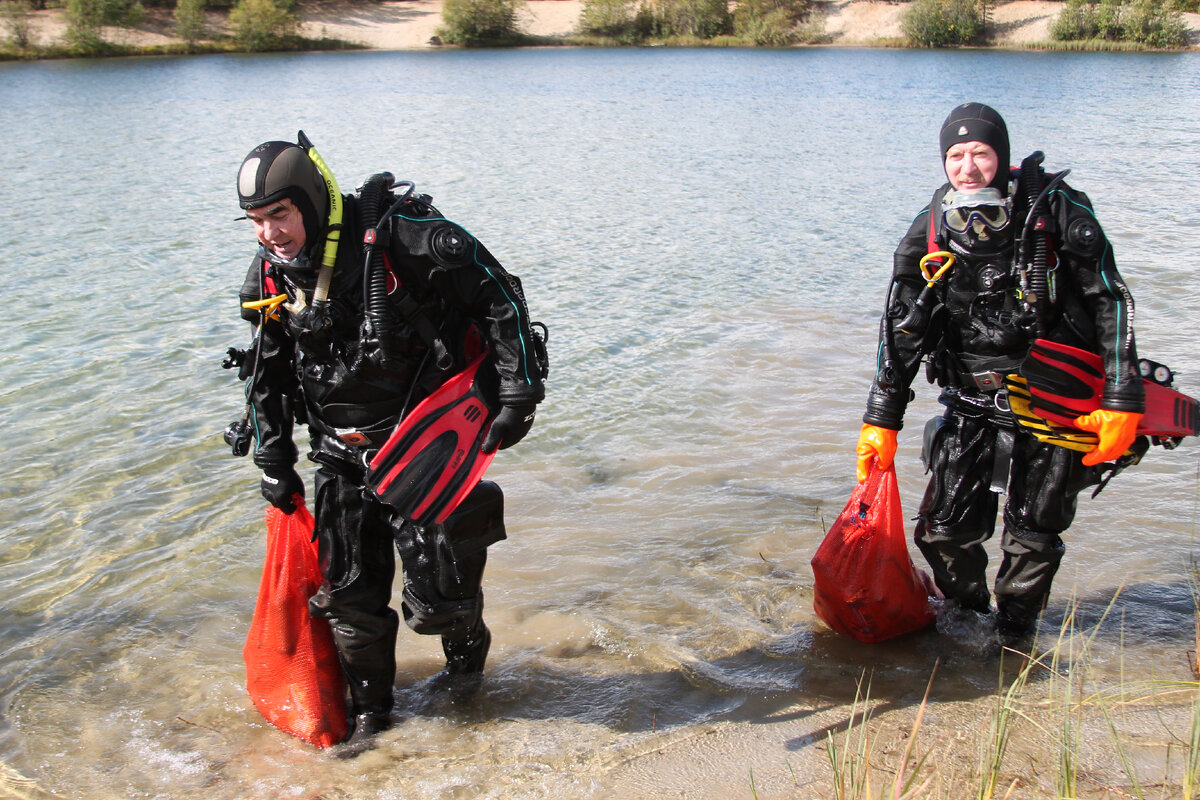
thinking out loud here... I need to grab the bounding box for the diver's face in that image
[245,197,306,260]
[944,141,999,193]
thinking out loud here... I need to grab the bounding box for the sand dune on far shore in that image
[297,0,1085,49]
[299,0,581,48]
[294,0,1200,50]
[24,0,1197,52]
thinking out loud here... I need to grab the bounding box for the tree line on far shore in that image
[0,0,1193,58]
[567,0,1193,49]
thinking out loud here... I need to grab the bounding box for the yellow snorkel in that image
[297,130,342,308]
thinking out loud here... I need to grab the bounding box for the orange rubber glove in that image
[1074,409,1143,466]
[856,424,899,483]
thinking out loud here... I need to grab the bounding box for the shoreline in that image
[12,0,1200,56]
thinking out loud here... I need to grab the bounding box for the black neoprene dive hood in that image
[939,102,1011,195]
[237,140,330,248]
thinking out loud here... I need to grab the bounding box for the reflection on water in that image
[1,47,1198,798]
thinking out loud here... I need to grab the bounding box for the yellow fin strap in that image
[1005,374,1098,453]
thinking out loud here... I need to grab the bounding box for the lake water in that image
[1,46,1199,798]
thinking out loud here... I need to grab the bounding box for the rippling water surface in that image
[1,47,1199,798]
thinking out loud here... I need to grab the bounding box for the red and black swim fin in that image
[366,356,497,525]
[1021,339,1199,438]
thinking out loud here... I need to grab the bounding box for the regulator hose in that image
[359,171,395,355]
[1018,151,1048,322]
[1016,151,1070,337]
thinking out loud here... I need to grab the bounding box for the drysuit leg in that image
[914,411,999,614]
[394,481,506,674]
[307,467,399,719]
[994,436,1099,635]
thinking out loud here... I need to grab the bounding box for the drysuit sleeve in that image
[1051,185,1144,413]
[439,236,547,407]
[237,259,300,470]
[863,207,939,431]
[391,217,547,408]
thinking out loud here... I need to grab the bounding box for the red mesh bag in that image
[243,500,348,748]
[811,464,938,643]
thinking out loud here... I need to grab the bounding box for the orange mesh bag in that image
[811,464,938,643]
[243,499,348,748]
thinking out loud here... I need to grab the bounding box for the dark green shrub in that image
[1050,0,1099,39]
[64,0,142,51]
[1051,0,1188,47]
[733,0,810,45]
[1,0,37,49]
[1094,0,1123,38]
[229,0,297,50]
[656,0,731,38]
[438,0,524,45]
[64,0,104,50]
[901,0,986,47]
[1122,0,1188,47]
[579,0,652,41]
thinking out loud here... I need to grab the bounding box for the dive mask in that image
[942,188,1012,234]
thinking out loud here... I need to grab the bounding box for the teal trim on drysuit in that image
[395,212,539,388]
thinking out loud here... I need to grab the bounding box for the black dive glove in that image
[261,466,304,514]
[482,405,536,453]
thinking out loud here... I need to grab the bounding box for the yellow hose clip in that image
[241,293,288,321]
[919,251,955,287]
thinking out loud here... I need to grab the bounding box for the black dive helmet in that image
[237,138,330,270]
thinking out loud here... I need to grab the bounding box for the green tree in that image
[733,0,809,45]
[1050,0,1099,39]
[229,0,297,50]
[174,0,206,43]
[1051,0,1188,47]
[1121,0,1188,47]
[1094,0,1123,38]
[901,0,987,47]
[579,0,652,41]
[64,0,144,50]
[1,0,37,50]
[438,0,524,45]
[656,0,731,38]
[64,0,104,49]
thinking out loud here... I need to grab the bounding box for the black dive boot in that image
[429,620,490,699]
[443,621,491,675]
[994,526,1064,642]
[336,678,395,757]
[995,599,1041,641]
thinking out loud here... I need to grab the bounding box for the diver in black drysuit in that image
[227,138,547,743]
[859,104,1144,638]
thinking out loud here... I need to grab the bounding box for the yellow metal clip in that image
[919,251,955,287]
[241,293,288,321]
